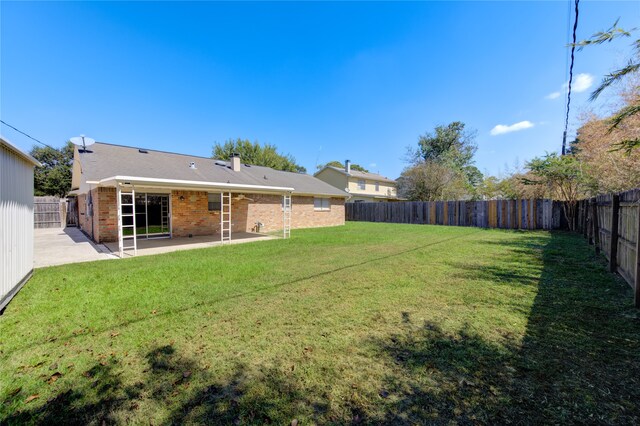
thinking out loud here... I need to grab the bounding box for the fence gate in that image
[66,197,78,227]
[34,196,64,228]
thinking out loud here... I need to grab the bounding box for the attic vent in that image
[138,149,148,153]
[244,164,251,167]
[215,160,227,166]
[189,161,197,169]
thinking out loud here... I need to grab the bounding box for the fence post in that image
[591,197,600,254]
[635,200,640,308]
[582,200,588,237]
[609,194,620,273]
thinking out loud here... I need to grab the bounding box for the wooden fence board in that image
[346,198,564,231]
[34,196,64,228]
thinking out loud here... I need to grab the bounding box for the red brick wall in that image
[97,188,117,242]
[171,191,218,237]
[77,188,119,243]
[82,189,345,242]
[171,191,345,236]
[291,196,345,229]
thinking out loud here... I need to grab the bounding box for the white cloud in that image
[571,73,594,93]
[546,73,594,100]
[369,162,377,169]
[490,120,534,136]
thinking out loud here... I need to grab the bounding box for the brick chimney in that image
[231,153,241,172]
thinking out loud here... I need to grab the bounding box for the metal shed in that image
[0,136,41,311]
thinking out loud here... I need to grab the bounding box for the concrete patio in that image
[34,227,117,267]
[103,232,276,257]
[35,228,276,266]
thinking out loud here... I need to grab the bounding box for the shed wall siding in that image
[1,144,35,308]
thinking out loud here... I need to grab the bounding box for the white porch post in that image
[283,193,292,238]
[221,192,232,244]
[117,185,137,257]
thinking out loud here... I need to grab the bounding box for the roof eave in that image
[0,136,42,166]
[91,176,295,193]
[293,191,350,198]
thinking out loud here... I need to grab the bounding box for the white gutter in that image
[91,175,295,193]
[293,192,350,199]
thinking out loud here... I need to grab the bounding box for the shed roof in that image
[77,142,349,197]
[0,136,42,167]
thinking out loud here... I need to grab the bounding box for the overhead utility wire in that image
[563,0,572,134]
[562,0,580,155]
[0,119,55,150]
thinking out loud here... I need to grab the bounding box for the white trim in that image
[290,192,349,198]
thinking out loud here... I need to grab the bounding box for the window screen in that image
[314,198,330,211]
[208,193,221,211]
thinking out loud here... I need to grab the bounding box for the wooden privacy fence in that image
[34,196,66,228]
[346,199,565,230]
[578,189,639,307]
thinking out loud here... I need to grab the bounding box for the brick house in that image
[71,142,348,256]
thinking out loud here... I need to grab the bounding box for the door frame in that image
[135,192,172,239]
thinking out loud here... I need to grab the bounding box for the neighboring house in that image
[70,142,348,256]
[314,161,399,202]
[1,136,41,311]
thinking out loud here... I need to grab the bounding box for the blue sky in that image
[1,1,638,179]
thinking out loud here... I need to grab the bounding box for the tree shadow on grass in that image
[3,344,328,425]
[370,231,640,424]
[371,320,518,424]
[2,357,141,425]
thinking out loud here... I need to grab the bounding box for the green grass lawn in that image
[1,222,639,424]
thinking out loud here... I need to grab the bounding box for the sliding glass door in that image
[131,193,170,238]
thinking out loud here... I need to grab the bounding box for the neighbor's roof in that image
[315,166,396,184]
[76,142,349,197]
[0,136,41,166]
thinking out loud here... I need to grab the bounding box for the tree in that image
[30,141,74,197]
[574,19,640,152]
[573,103,640,194]
[524,153,589,230]
[410,121,477,171]
[212,139,306,173]
[401,121,482,201]
[316,160,369,173]
[496,171,547,200]
[397,161,468,201]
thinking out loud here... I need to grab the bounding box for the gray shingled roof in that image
[77,142,348,197]
[316,166,397,184]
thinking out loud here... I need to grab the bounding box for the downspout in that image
[88,184,95,241]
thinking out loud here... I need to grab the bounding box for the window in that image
[208,193,221,212]
[375,182,380,192]
[314,197,330,211]
[357,180,366,190]
[281,197,293,211]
